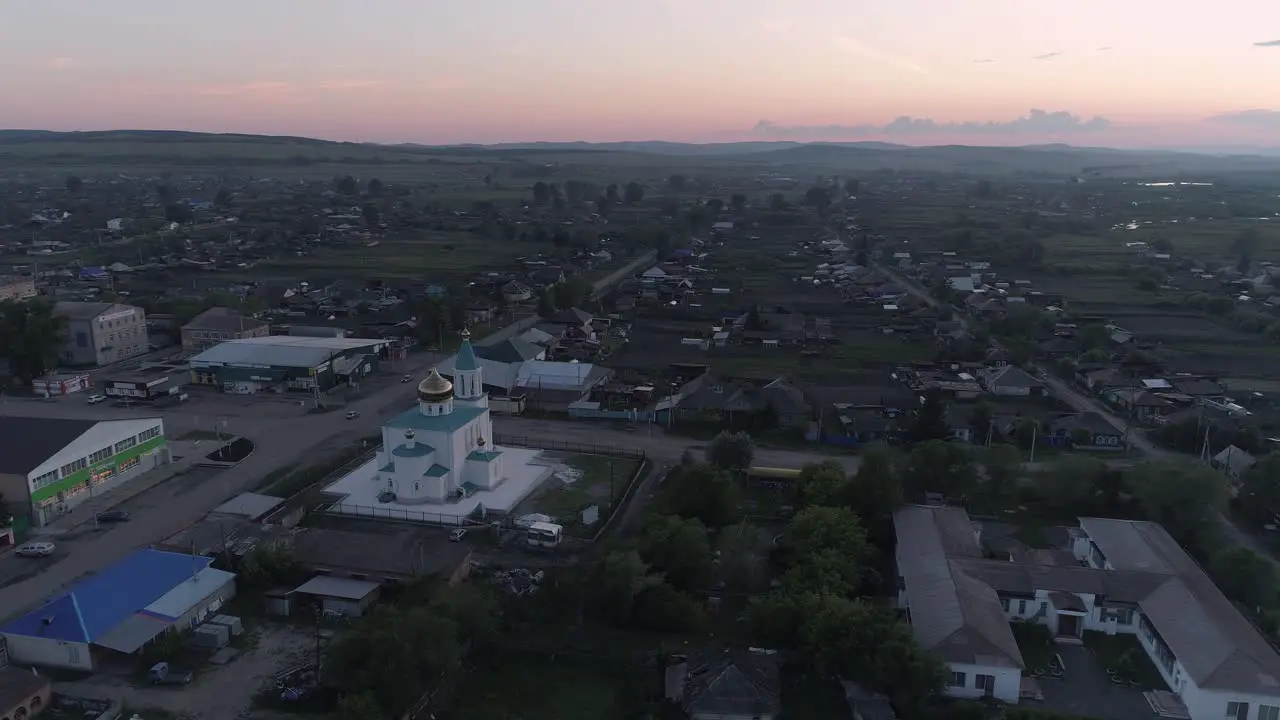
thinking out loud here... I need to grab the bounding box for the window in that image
[976,674,995,695]
[1259,706,1280,720]
[89,446,113,464]
[137,426,162,443]
[1018,599,1027,614]
[1227,702,1249,720]
[59,457,87,477]
[947,672,966,688]
[114,436,137,453]
[32,470,58,489]
[1000,598,1010,612]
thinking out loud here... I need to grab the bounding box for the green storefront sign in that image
[31,435,168,504]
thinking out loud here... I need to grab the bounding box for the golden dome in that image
[417,368,454,401]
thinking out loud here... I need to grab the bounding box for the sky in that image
[2,0,1278,147]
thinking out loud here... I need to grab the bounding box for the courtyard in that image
[517,453,643,524]
[1030,643,1168,720]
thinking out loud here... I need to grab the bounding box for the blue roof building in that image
[1,549,236,669]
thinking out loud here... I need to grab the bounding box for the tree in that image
[1240,453,1280,527]
[637,515,714,592]
[336,691,383,720]
[706,197,724,213]
[367,177,384,195]
[213,187,233,209]
[1211,547,1279,610]
[164,203,193,224]
[969,401,994,445]
[783,549,863,596]
[910,387,950,443]
[905,440,976,499]
[0,299,68,384]
[65,175,83,194]
[730,193,747,212]
[804,186,832,215]
[847,443,903,545]
[982,444,1022,504]
[156,184,175,206]
[1041,456,1107,513]
[632,582,706,632]
[796,460,850,508]
[591,550,660,626]
[658,463,739,527]
[768,193,787,211]
[536,291,555,318]
[623,181,644,204]
[604,183,620,204]
[719,522,763,592]
[327,607,461,716]
[1152,238,1175,254]
[335,175,358,195]
[1128,462,1227,554]
[667,174,687,194]
[361,203,381,226]
[531,181,551,205]
[705,430,754,470]
[786,506,872,575]
[845,178,860,195]
[237,544,297,588]
[553,276,591,310]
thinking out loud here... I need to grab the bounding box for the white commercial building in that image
[0,416,169,527]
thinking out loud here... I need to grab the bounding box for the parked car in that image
[449,528,467,542]
[345,411,360,420]
[15,542,55,558]
[401,375,411,383]
[149,662,193,686]
[96,510,130,523]
[86,394,107,405]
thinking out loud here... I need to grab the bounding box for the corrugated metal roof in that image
[189,336,389,369]
[142,567,235,620]
[94,613,168,654]
[292,575,380,600]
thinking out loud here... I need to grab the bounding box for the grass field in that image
[525,454,641,521]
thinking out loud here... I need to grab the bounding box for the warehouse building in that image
[54,301,148,366]
[188,335,392,394]
[0,416,169,527]
[0,549,235,670]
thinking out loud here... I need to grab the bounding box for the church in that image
[375,329,506,504]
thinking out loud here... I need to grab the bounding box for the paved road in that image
[875,261,1280,562]
[0,354,446,620]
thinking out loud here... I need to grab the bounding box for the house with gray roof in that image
[894,506,1280,720]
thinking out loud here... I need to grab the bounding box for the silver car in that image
[15,542,55,558]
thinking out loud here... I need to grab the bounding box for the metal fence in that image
[326,502,469,526]
[494,434,646,459]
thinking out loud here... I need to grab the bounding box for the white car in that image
[15,542,55,558]
[448,528,467,542]
[86,395,107,405]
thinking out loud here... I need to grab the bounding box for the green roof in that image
[386,405,486,434]
[424,464,450,478]
[392,442,436,458]
[455,338,480,372]
[468,450,502,462]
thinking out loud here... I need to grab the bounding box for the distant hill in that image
[3,129,1279,174]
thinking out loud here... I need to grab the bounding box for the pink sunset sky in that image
[2,0,1278,147]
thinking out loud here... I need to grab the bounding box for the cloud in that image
[315,79,385,91]
[973,58,996,64]
[194,81,292,97]
[834,36,930,76]
[1255,40,1280,47]
[1207,109,1280,129]
[751,109,1113,139]
[47,57,77,70]
[1033,51,1063,60]
[1097,46,1113,51]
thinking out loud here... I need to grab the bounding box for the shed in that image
[211,492,285,521]
[292,576,381,618]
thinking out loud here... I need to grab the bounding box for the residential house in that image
[1102,388,1175,423]
[500,281,532,303]
[181,307,271,352]
[895,506,1280,720]
[841,681,897,720]
[529,266,565,288]
[979,366,1046,397]
[1049,412,1125,450]
[1172,379,1227,402]
[673,374,811,429]
[665,648,780,720]
[475,337,545,364]
[1212,445,1257,482]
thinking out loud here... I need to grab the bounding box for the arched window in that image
[414,481,420,492]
